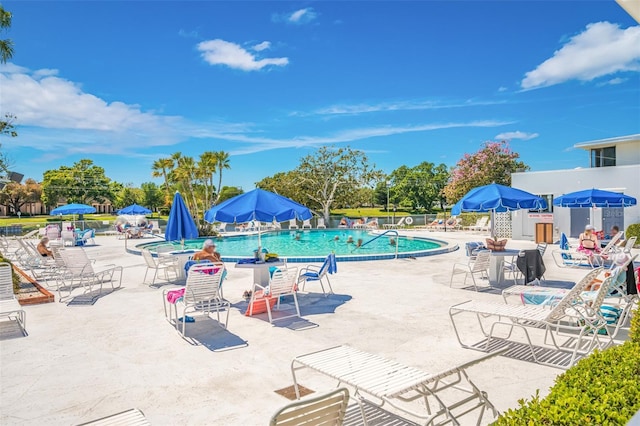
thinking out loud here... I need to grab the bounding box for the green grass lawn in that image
[330,207,411,217]
[0,214,166,226]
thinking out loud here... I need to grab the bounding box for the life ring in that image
[404,216,414,225]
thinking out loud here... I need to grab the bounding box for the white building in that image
[511,134,640,240]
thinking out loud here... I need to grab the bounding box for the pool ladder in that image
[355,230,399,259]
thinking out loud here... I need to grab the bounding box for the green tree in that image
[41,159,113,207]
[114,185,142,209]
[388,162,450,212]
[151,157,174,206]
[444,141,529,203]
[197,151,217,210]
[217,186,244,203]
[0,5,13,63]
[297,146,383,221]
[0,178,41,215]
[140,182,163,211]
[213,151,230,204]
[255,170,306,204]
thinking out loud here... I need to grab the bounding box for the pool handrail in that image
[357,230,399,259]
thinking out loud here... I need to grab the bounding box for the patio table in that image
[489,249,520,285]
[235,260,285,286]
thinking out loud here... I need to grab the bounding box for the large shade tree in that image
[443,141,529,203]
[140,182,163,212]
[0,178,41,215]
[41,159,113,207]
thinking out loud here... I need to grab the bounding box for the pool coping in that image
[127,230,459,262]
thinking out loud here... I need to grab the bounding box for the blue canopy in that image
[451,183,547,215]
[165,192,199,242]
[204,188,313,224]
[117,204,152,215]
[553,189,637,208]
[50,203,96,215]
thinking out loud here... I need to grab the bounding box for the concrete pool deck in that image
[1,230,636,425]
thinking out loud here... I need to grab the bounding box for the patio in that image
[0,230,633,425]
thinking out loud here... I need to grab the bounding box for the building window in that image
[591,146,616,167]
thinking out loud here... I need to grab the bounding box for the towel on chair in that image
[166,288,185,304]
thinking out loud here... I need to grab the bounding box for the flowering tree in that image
[443,141,529,203]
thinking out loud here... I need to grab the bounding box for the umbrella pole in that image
[491,210,495,239]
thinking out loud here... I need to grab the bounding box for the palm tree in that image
[0,6,14,64]
[151,157,174,206]
[198,151,217,209]
[214,151,231,204]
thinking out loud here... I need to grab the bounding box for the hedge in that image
[493,305,640,425]
[626,223,640,248]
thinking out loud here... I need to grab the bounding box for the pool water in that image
[138,230,445,261]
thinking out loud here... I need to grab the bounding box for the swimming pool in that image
[133,230,456,262]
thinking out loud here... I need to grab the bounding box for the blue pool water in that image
[135,230,451,262]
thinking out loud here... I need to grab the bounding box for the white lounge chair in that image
[594,231,624,265]
[301,219,312,229]
[463,217,488,231]
[55,248,123,302]
[216,222,229,233]
[288,219,299,230]
[450,249,491,291]
[0,262,27,336]
[290,345,505,425]
[141,249,179,287]
[315,218,326,229]
[383,216,405,229]
[270,388,349,426]
[449,267,613,368]
[77,408,150,426]
[247,267,300,324]
[162,263,229,338]
[623,235,636,253]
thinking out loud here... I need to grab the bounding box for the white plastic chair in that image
[450,250,491,291]
[0,262,27,336]
[270,388,349,426]
[289,219,299,230]
[141,249,179,286]
[301,219,312,229]
[248,267,300,324]
[316,217,326,229]
[298,254,335,296]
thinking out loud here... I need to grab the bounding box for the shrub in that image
[493,305,640,425]
[626,223,640,248]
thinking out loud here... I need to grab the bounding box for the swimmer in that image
[389,237,396,246]
[347,236,354,244]
[356,238,363,248]
[334,235,340,241]
[295,233,301,241]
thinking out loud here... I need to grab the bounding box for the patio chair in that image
[623,235,636,254]
[141,249,179,287]
[288,219,299,230]
[450,250,491,291]
[290,345,505,426]
[449,267,614,368]
[216,222,229,233]
[464,217,488,231]
[18,229,39,239]
[383,216,406,229]
[45,224,60,241]
[0,262,27,336]
[77,229,95,246]
[297,253,336,296]
[594,232,624,265]
[270,388,349,426]
[163,263,229,337]
[316,217,326,229]
[247,267,300,324]
[55,248,123,302]
[551,233,596,268]
[301,219,312,229]
[77,408,150,426]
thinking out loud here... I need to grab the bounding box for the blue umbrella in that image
[204,188,312,223]
[451,183,547,237]
[204,188,312,246]
[50,203,96,215]
[117,204,152,215]
[553,188,637,208]
[165,192,199,243]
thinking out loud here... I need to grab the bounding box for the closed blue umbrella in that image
[553,188,636,208]
[451,183,547,237]
[50,203,96,215]
[165,192,199,242]
[117,204,152,215]
[204,188,312,246]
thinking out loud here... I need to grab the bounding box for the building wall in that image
[617,141,640,166]
[511,164,640,240]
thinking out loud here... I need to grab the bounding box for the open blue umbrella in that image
[553,188,637,208]
[451,183,547,237]
[204,188,313,245]
[117,203,152,215]
[50,203,96,216]
[165,192,198,243]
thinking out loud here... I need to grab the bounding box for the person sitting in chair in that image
[610,225,625,246]
[37,237,54,258]
[578,224,602,261]
[193,239,222,263]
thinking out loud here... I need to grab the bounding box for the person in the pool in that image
[346,235,354,244]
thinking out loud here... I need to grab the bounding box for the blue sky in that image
[1,1,639,192]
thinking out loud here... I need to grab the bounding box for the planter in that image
[12,265,55,305]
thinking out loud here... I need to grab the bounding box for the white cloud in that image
[521,22,640,89]
[495,131,539,141]
[597,77,627,86]
[178,28,199,38]
[497,86,508,92]
[252,41,271,52]
[197,39,288,71]
[273,8,317,25]
[293,98,506,117]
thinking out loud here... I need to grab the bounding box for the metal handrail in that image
[356,230,399,259]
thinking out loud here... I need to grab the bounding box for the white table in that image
[489,249,520,285]
[235,260,285,286]
[163,250,196,280]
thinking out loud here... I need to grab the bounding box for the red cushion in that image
[245,291,277,316]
